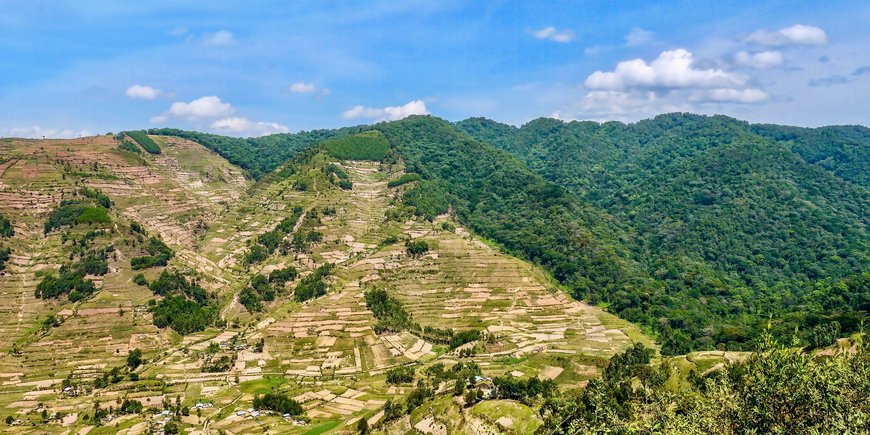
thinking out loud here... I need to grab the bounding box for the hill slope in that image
[0,132,649,433]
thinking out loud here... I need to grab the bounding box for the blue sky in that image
[1,0,868,137]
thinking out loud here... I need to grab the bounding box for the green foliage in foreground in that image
[387,172,422,188]
[322,130,389,161]
[539,333,870,434]
[124,130,161,154]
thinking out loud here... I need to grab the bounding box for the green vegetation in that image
[148,270,219,334]
[44,200,111,234]
[539,332,870,434]
[322,130,389,161]
[124,130,161,154]
[365,288,482,349]
[323,163,353,189]
[387,172,422,188]
[148,127,357,179]
[130,236,174,270]
[405,239,429,257]
[386,366,415,384]
[365,289,413,333]
[252,393,303,415]
[0,213,13,238]
[35,251,109,301]
[0,246,9,273]
[245,206,304,265]
[117,140,142,154]
[294,263,333,302]
[240,269,296,312]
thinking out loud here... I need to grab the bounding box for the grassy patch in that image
[471,400,542,434]
[302,419,341,435]
[239,375,287,394]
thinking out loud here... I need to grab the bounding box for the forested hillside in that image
[457,114,870,353]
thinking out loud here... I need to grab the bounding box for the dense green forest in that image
[157,113,868,354]
[456,114,869,353]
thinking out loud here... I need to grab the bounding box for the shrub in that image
[406,239,429,257]
[0,213,13,238]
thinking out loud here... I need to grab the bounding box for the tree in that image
[127,348,143,369]
[357,416,369,434]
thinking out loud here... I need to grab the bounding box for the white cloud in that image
[532,26,574,43]
[4,125,93,139]
[167,26,188,37]
[625,27,654,46]
[341,100,428,121]
[585,49,747,91]
[698,88,769,103]
[202,30,236,46]
[288,82,330,95]
[734,51,785,69]
[158,96,233,121]
[210,117,289,136]
[744,24,828,46]
[125,84,167,100]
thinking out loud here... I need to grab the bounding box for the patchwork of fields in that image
[0,134,656,434]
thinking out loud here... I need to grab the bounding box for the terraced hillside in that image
[0,133,653,434]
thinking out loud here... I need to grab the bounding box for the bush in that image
[406,239,429,257]
[118,140,142,154]
[133,273,148,286]
[124,131,161,154]
[0,213,13,238]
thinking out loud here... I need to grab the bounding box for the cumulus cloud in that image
[4,125,93,139]
[744,24,828,46]
[532,26,574,43]
[342,100,428,121]
[125,84,168,100]
[288,82,330,95]
[153,96,233,123]
[202,30,236,46]
[625,27,654,46]
[585,49,748,91]
[734,51,785,69]
[210,117,289,136]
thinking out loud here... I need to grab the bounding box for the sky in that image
[1,0,869,138]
